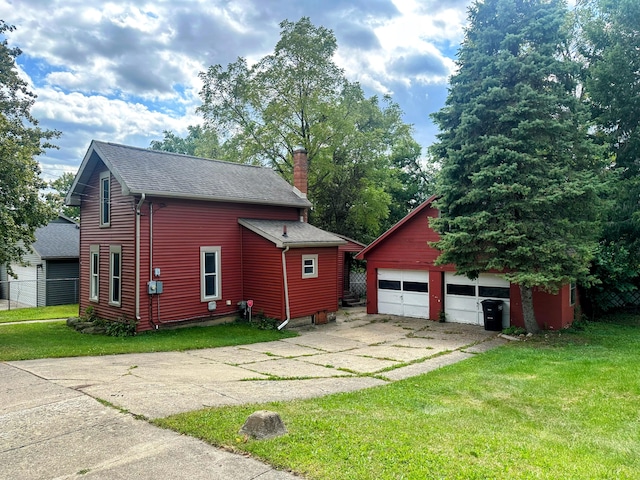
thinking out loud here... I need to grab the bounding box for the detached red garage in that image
[355,196,577,331]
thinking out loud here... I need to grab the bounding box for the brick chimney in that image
[293,147,308,222]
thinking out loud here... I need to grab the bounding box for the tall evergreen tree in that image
[430,0,604,333]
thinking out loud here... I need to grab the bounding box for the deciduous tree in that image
[149,125,221,159]
[197,17,419,241]
[0,21,59,276]
[578,0,640,312]
[45,172,79,221]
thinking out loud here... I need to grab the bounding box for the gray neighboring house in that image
[1,215,80,307]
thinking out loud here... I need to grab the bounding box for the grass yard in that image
[0,321,296,361]
[155,316,640,479]
[0,304,79,323]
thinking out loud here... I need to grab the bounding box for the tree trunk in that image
[520,285,540,334]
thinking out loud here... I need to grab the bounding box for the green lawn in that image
[0,304,79,323]
[0,321,296,361]
[155,316,640,480]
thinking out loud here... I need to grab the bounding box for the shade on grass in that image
[155,320,640,479]
[0,321,296,361]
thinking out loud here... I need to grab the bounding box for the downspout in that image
[277,246,291,330]
[135,193,146,321]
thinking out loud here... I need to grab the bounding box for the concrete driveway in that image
[1,308,506,479]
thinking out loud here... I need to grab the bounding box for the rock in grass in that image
[239,410,287,439]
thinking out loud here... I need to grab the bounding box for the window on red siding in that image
[109,245,121,306]
[100,172,110,227]
[302,254,318,278]
[201,246,221,301]
[90,245,99,302]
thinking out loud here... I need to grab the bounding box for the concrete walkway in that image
[1,308,506,479]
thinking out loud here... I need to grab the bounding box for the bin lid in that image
[481,299,503,305]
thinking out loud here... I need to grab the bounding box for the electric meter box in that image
[147,280,163,295]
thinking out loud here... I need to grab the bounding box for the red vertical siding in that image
[78,164,136,323]
[141,199,299,330]
[510,284,574,330]
[337,251,346,298]
[366,206,442,268]
[286,247,339,318]
[78,160,302,331]
[240,231,339,320]
[240,230,285,319]
[362,206,454,314]
[360,200,575,330]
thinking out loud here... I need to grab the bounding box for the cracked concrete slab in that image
[2,307,507,479]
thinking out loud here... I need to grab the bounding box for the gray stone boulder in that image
[239,410,287,439]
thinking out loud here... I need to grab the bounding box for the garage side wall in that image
[510,284,575,330]
[362,205,454,316]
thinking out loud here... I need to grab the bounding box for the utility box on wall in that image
[147,281,163,295]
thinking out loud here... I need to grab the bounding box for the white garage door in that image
[377,269,429,318]
[444,272,510,326]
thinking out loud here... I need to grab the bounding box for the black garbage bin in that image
[481,299,504,331]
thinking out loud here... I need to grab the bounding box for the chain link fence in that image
[349,270,367,298]
[0,278,79,310]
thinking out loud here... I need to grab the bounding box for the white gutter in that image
[135,193,146,320]
[277,246,291,330]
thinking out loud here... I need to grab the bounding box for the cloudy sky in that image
[1,0,473,182]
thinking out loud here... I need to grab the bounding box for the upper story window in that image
[201,246,221,301]
[109,245,121,306]
[100,171,110,227]
[89,245,99,302]
[302,254,318,278]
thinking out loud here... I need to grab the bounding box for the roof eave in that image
[355,194,440,260]
[126,188,312,208]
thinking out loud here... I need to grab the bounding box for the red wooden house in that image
[355,196,577,331]
[66,141,347,332]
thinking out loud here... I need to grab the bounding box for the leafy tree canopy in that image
[430,0,605,332]
[149,125,221,159]
[0,20,59,276]
[45,172,79,221]
[577,0,640,312]
[197,17,427,242]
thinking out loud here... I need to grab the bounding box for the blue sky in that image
[1,0,473,181]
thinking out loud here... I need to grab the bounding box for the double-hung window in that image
[201,246,221,301]
[89,245,99,302]
[302,254,318,278]
[109,245,121,306]
[100,171,110,227]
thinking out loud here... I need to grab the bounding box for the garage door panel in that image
[445,273,510,327]
[378,301,404,316]
[377,269,429,319]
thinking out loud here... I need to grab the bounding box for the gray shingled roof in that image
[67,140,311,208]
[33,218,80,259]
[238,219,347,248]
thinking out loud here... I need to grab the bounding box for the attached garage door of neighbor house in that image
[444,272,510,326]
[377,269,429,318]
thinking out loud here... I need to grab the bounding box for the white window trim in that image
[302,254,318,279]
[89,245,99,302]
[570,282,576,306]
[109,245,122,306]
[200,246,221,301]
[100,171,110,227]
